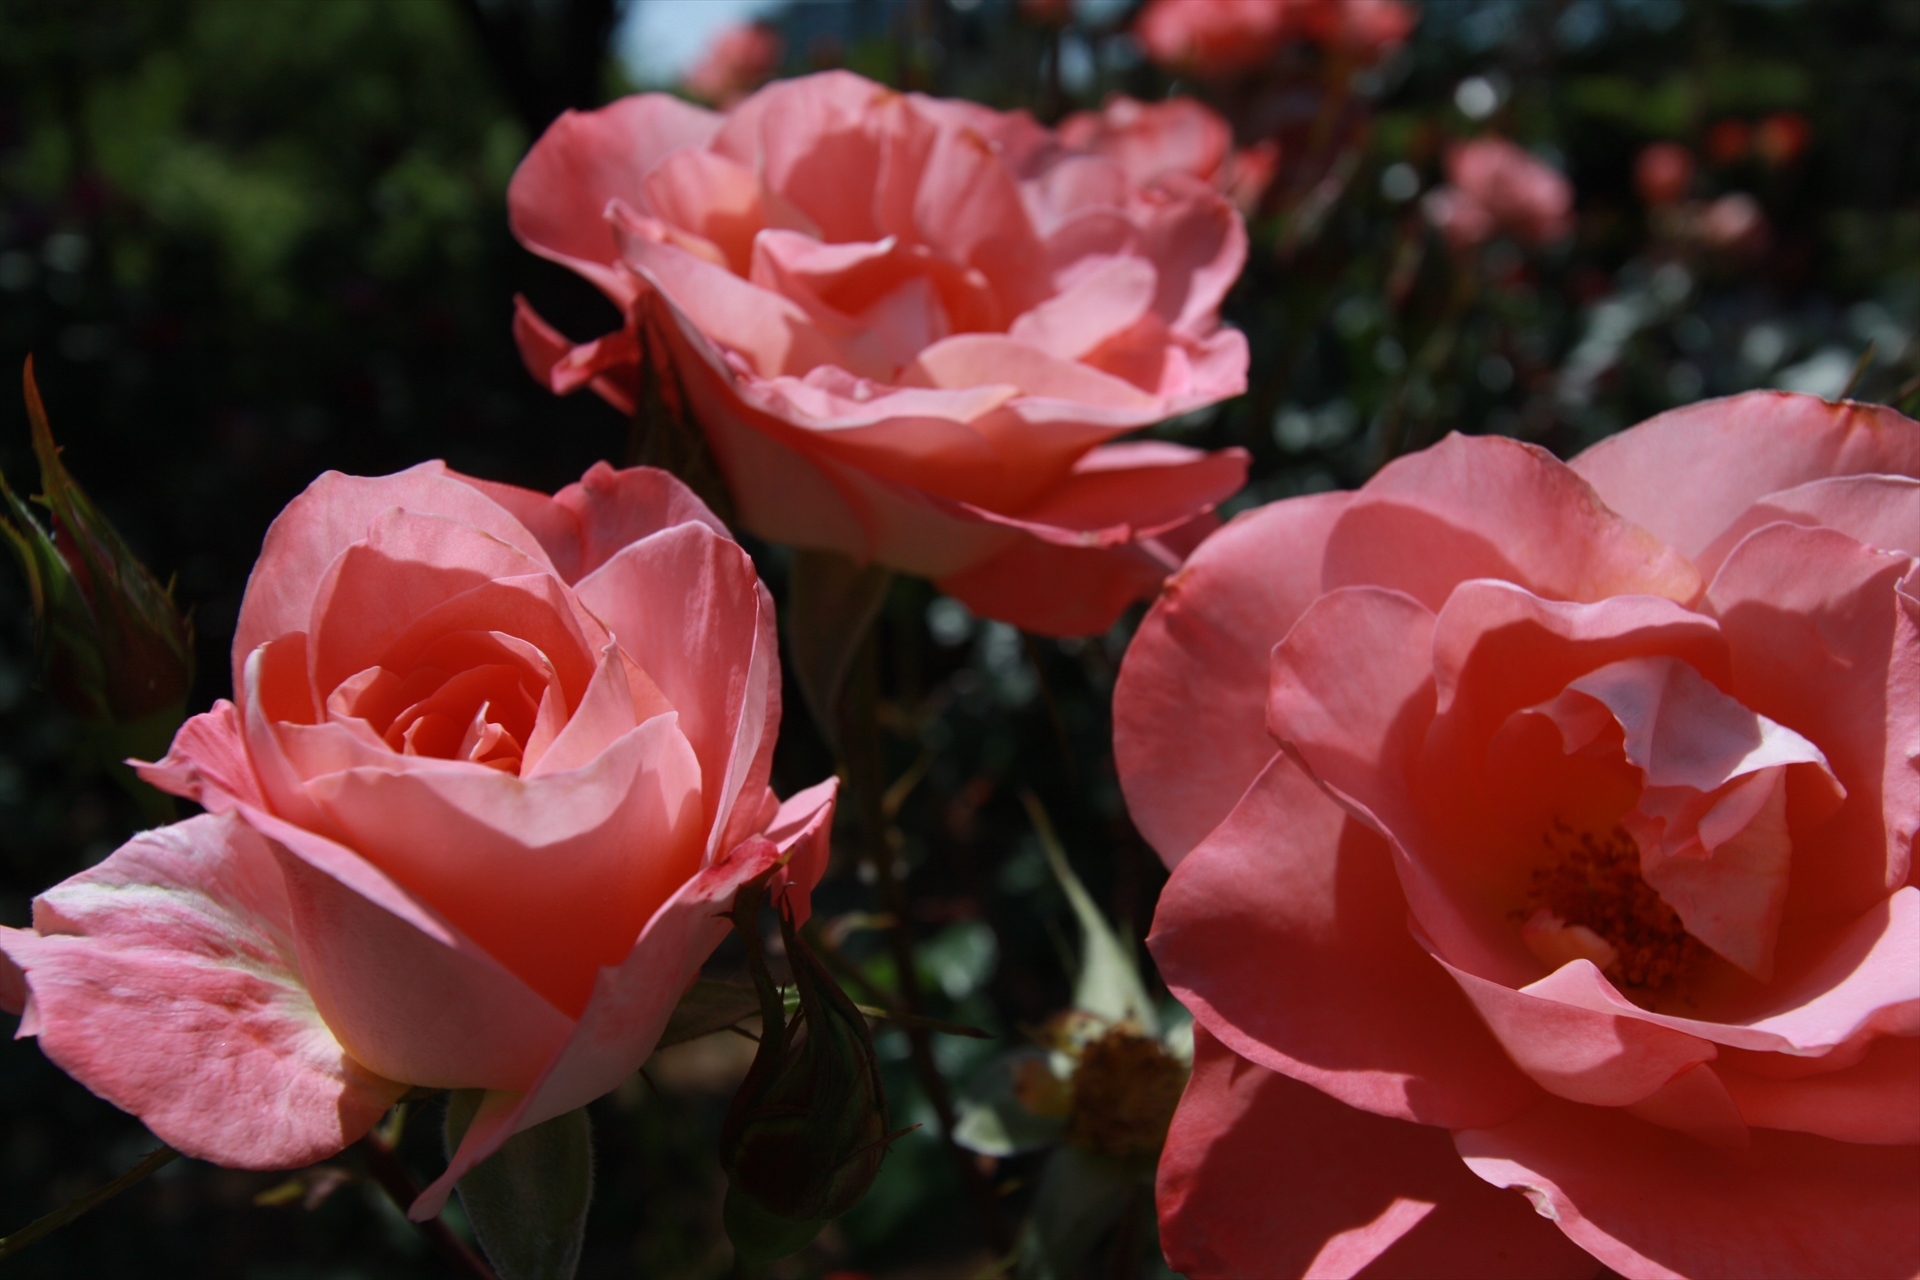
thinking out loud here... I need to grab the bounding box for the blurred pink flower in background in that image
[1635,141,1696,208]
[0,462,837,1218]
[510,72,1251,636]
[1425,136,1574,248]
[1116,393,1920,1278]
[1135,0,1416,76]
[683,22,782,108]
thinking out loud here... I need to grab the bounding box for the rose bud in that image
[0,460,837,1220]
[722,889,894,1268]
[508,71,1250,637]
[1117,392,1920,1278]
[1,359,193,740]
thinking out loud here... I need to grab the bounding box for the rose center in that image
[1519,821,1706,999]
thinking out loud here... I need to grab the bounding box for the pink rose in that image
[1135,0,1415,75]
[0,462,835,1218]
[1424,137,1574,248]
[509,72,1250,637]
[1635,141,1696,208]
[1058,96,1278,218]
[683,22,782,109]
[1116,395,1920,1277]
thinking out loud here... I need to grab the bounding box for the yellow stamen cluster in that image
[1526,820,1705,998]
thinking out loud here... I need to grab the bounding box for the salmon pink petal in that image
[574,522,778,856]
[995,440,1248,535]
[763,778,838,923]
[936,525,1178,639]
[510,296,640,416]
[234,466,555,689]
[0,813,406,1168]
[1569,392,1920,560]
[1709,523,1919,920]
[1115,491,1352,864]
[522,642,655,777]
[903,333,1162,418]
[1432,951,1719,1107]
[709,71,888,243]
[1136,184,1245,335]
[303,715,706,1017]
[508,95,723,303]
[1324,433,1701,612]
[1159,1029,1600,1280]
[1152,754,1540,1127]
[1007,255,1158,361]
[911,121,1050,316]
[1720,1032,1920,1144]
[136,699,266,813]
[241,806,575,1090]
[448,463,726,586]
[412,835,791,1220]
[1457,1096,1920,1280]
[643,148,766,275]
[1694,474,1920,579]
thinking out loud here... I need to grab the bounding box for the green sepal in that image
[443,1091,593,1280]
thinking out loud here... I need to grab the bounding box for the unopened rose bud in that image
[721,885,895,1272]
[0,359,192,738]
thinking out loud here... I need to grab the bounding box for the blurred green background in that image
[0,0,1915,1276]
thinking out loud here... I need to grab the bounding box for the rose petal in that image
[573,522,778,856]
[1709,522,1918,921]
[302,715,706,1017]
[1323,433,1701,612]
[1568,392,1920,561]
[1158,1029,1600,1280]
[234,466,555,692]
[241,806,575,1090]
[1457,1095,1920,1280]
[1152,754,1540,1128]
[1007,254,1158,362]
[448,463,727,586]
[411,834,792,1220]
[1694,474,1920,579]
[135,699,266,813]
[0,813,405,1168]
[509,94,724,303]
[1115,491,1353,864]
[1720,1032,1920,1145]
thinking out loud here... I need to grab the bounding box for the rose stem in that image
[356,1128,499,1280]
[839,628,1014,1254]
[0,1143,178,1260]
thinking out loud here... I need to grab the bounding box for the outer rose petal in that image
[1323,433,1701,612]
[573,522,778,855]
[0,813,405,1168]
[413,833,797,1219]
[1151,754,1540,1128]
[1720,1032,1920,1145]
[135,699,265,813]
[507,94,724,303]
[1115,491,1353,864]
[1709,523,1919,920]
[448,462,728,586]
[242,806,576,1091]
[1457,1096,1920,1280]
[1692,474,1920,580]
[1568,392,1920,561]
[1158,1029,1600,1280]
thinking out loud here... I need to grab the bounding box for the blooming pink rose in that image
[1635,141,1696,208]
[1115,394,1920,1277]
[1425,137,1574,248]
[510,72,1250,637]
[1135,0,1415,75]
[683,22,782,108]
[0,462,835,1218]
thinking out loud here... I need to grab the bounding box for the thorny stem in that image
[356,1127,498,1280]
[0,1144,178,1261]
[839,630,1014,1254]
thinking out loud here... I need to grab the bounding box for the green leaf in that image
[1021,793,1157,1035]
[952,1048,1069,1158]
[656,976,763,1049]
[786,547,891,745]
[444,1091,593,1280]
